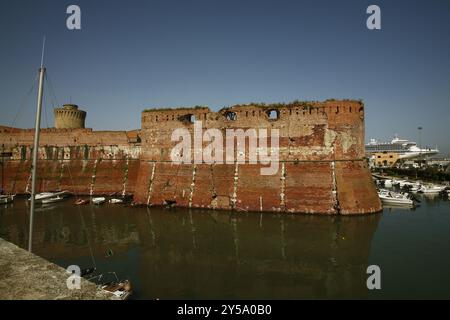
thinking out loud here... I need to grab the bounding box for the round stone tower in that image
[54,104,86,129]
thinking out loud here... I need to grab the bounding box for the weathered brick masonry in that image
[0,99,381,215]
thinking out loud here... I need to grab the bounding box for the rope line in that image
[10,74,39,128]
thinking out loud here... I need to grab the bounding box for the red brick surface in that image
[0,100,382,214]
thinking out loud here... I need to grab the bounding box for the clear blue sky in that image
[1,0,449,154]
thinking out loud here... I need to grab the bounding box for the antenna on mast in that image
[40,36,46,68]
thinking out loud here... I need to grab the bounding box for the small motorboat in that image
[75,199,89,205]
[378,189,415,206]
[0,194,15,205]
[109,198,123,204]
[101,280,132,300]
[41,195,65,204]
[34,192,56,201]
[31,190,71,202]
[417,184,446,194]
[92,197,106,205]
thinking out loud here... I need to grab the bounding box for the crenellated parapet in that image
[140,100,365,161]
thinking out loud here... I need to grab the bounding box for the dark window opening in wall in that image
[349,107,352,113]
[155,116,159,122]
[171,115,175,121]
[266,109,279,120]
[336,107,339,114]
[225,111,237,121]
[178,114,196,123]
[252,110,255,117]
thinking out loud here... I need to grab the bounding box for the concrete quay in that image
[0,238,116,300]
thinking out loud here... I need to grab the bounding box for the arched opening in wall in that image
[266,109,279,120]
[225,111,237,121]
[178,114,196,124]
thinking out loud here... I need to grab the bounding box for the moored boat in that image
[0,194,15,205]
[75,199,89,205]
[109,198,123,204]
[417,184,446,194]
[92,197,106,205]
[31,190,71,202]
[378,189,415,206]
[41,195,66,204]
[101,280,132,300]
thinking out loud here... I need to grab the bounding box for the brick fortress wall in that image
[134,100,381,215]
[0,127,140,196]
[0,99,381,215]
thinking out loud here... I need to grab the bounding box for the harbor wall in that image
[0,127,140,195]
[0,99,382,215]
[134,100,381,215]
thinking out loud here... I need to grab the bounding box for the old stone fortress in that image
[0,100,381,215]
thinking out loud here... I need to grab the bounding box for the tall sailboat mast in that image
[28,38,46,252]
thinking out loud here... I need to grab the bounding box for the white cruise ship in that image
[365,135,439,160]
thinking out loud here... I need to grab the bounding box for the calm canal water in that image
[1,194,449,299]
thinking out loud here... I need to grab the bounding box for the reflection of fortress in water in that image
[0,202,380,298]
